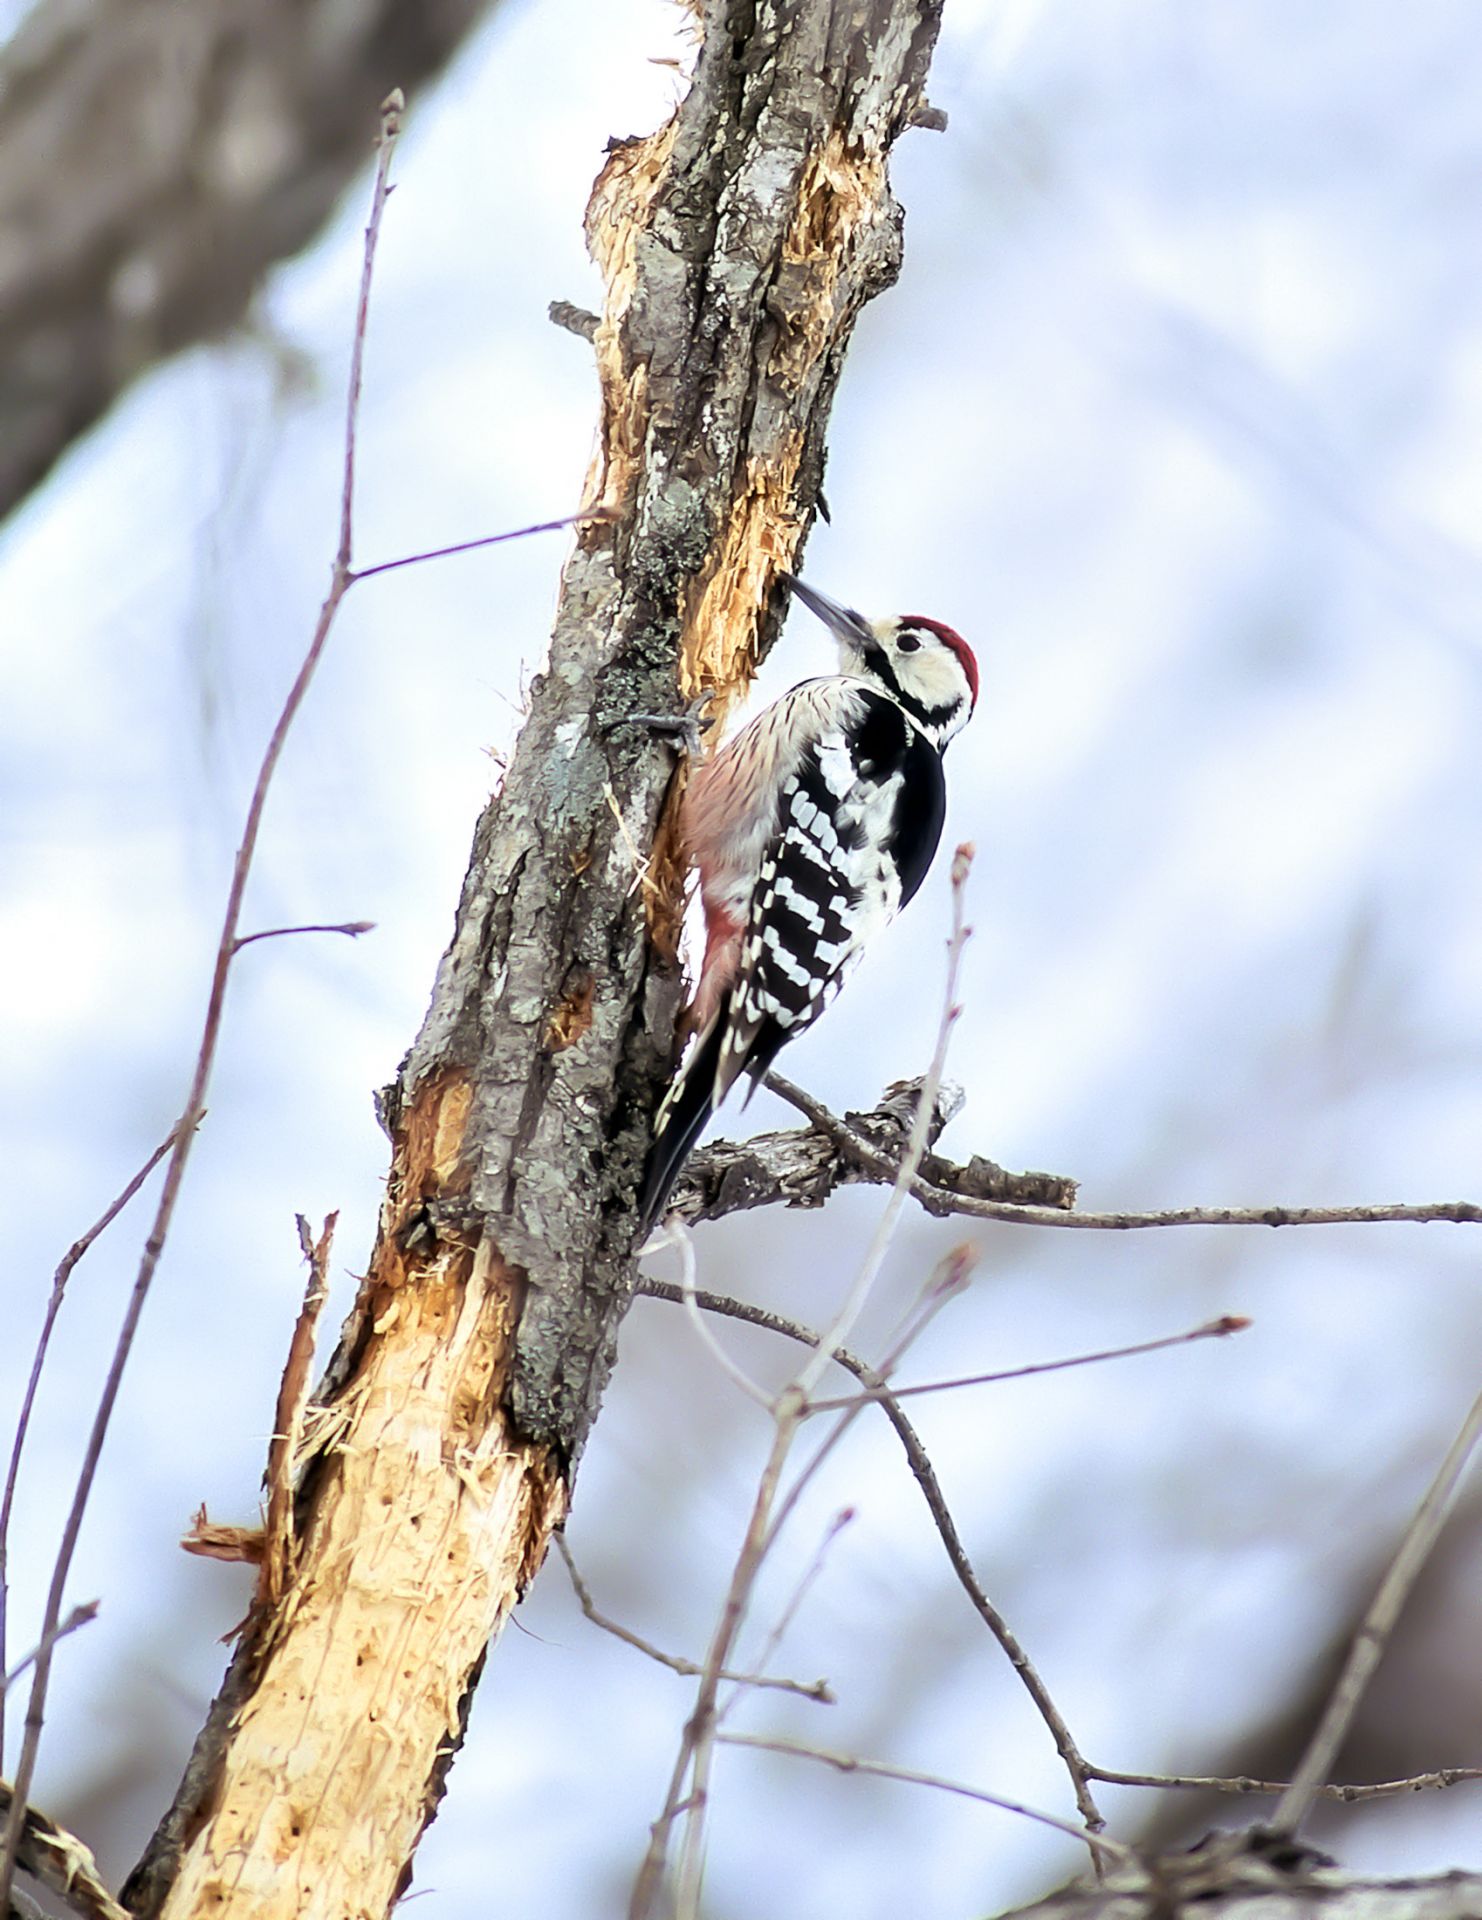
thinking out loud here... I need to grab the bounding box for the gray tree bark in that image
[1004,1832,1482,1920]
[118,5,950,1916]
[0,0,497,523]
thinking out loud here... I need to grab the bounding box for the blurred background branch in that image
[0,0,499,523]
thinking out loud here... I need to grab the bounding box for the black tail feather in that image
[635,1015,727,1240]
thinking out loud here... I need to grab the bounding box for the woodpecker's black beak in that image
[776,571,874,647]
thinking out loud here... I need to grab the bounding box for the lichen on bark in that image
[125,9,948,1916]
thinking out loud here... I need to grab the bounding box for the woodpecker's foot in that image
[615,690,718,757]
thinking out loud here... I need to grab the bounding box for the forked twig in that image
[762,1072,1482,1234]
[0,91,609,1913]
[3,1604,100,1695]
[0,1127,176,1761]
[757,1245,975,1566]
[717,1732,1133,1867]
[553,1535,832,1703]
[0,98,410,1913]
[806,1314,1249,1412]
[633,851,981,1919]
[635,1275,1105,1834]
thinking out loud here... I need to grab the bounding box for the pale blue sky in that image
[4,3,1482,1913]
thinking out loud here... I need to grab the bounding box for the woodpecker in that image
[636,572,978,1238]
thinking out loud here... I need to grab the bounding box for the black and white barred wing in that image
[714,688,946,1100]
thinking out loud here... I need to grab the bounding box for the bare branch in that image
[0,1126,176,1759]
[349,504,615,583]
[634,1275,1105,1836]
[632,1414,799,1920]
[728,1508,854,1724]
[658,1217,775,1410]
[717,1732,1132,1868]
[761,1244,976,1558]
[672,1074,1075,1223]
[548,301,600,341]
[759,1073,1482,1234]
[2,1603,99,1695]
[1008,1829,1482,1920]
[1271,1385,1482,1837]
[806,1315,1251,1413]
[1087,1762,1482,1804]
[793,844,976,1402]
[232,921,375,953]
[0,98,403,1920]
[553,1535,832,1704]
[666,853,978,1914]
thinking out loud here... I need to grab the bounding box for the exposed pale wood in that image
[124,6,949,1915]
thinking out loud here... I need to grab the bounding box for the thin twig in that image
[670,1219,774,1410]
[763,1072,1482,1233]
[628,1416,799,1920]
[1087,1762,1482,1803]
[665,1421,795,1918]
[872,1239,980,1386]
[2,1603,99,1695]
[638,853,984,1919]
[675,851,977,1916]
[349,506,613,583]
[793,844,975,1403]
[232,920,375,952]
[553,1535,831,1703]
[0,1125,176,1763]
[634,1275,1105,1835]
[0,96,405,1920]
[1271,1385,1482,1837]
[716,1507,853,1733]
[758,1245,975,1563]
[717,1732,1133,1867]
[806,1315,1250,1413]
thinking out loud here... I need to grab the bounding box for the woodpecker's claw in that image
[616,689,718,757]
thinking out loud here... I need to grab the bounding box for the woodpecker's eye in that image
[896,633,922,653]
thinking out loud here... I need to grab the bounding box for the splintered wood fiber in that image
[682,129,889,707]
[583,116,679,519]
[156,1073,566,1920]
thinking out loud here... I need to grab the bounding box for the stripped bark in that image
[0,0,497,523]
[121,5,948,1917]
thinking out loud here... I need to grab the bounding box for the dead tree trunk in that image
[122,6,946,1915]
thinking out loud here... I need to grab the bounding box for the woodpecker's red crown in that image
[898,616,979,709]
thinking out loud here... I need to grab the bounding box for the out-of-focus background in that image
[4,1,1482,1913]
